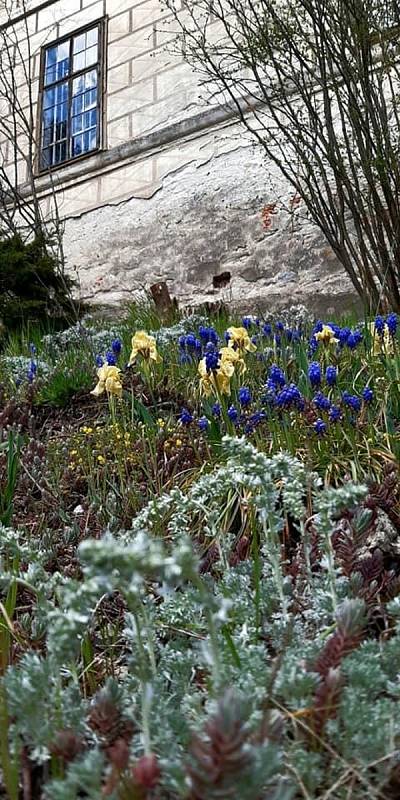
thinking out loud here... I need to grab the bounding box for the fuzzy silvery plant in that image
[1,437,400,799]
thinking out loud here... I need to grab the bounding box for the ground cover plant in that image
[1,300,400,799]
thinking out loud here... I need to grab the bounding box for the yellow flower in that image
[198,356,232,397]
[219,346,247,376]
[91,365,123,398]
[226,326,257,353]
[97,455,106,464]
[315,325,339,345]
[368,322,394,356]
[175,438,182,447]
[129,331,162,365]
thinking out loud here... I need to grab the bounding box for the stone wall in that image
[63,122,359,315]
[1,0,360,314]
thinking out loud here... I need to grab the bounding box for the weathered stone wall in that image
[64,122,358,315]
[1,0,360,314]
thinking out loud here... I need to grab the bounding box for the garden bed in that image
[0,303,399,799]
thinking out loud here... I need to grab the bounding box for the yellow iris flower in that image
[91,365,123,398]
[198,355,232,396]
[198,346,246,396]
[368,322,394,356]
[314,325,339,345]
[129,331,162,365]
[226,326,257,353]
[219,346,247,375]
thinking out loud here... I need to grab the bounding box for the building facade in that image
[0,0,357,313]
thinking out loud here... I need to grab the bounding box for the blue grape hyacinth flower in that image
[308,362,322,387]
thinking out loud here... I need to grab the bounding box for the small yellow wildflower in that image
[91,365,123,398]
[129,331,162,365]
[157,418,165,428]
[226,326,257,354]
[97,455,106,464]
[70,449,78,457]
[81,426,94,435]
[175,438,182,447]
[315,325,339,345]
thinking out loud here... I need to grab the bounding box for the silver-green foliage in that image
[0,437,399,798]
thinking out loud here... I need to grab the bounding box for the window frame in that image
[36,17,107,174]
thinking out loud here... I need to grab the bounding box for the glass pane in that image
[44,41,70,85]
[73,33,86,54]
[54,141,67,164]
[55,83,68,104]
[41,147,53,168]
[88,128,97,149]
[86,27,98,47]
[72,134,83,156]
[72,93,83,116]
[72,114,83,134]
[43,87,54,109]
[85,44,98,67]
[42,126,53,147]
[73,51,86,72]
[72,69,97,96]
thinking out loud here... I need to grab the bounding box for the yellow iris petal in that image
[129,330,162,365]
[91,365,123,398]
[315,325,339,345]
[226,326,257,353]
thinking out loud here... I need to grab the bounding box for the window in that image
[39,22,104,170]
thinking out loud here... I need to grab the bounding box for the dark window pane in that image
[42,126,53,147]
[72,134,83,156]
[41,147,53,168]
[54,140,67,164]
[44,41,70,85]
[43,82,68,110]
[43,106,55,128]
[55,83,69,104]
[88,128,97,150]
[72,95,82,116]
[55,101,68,123]
[43,87,55,109]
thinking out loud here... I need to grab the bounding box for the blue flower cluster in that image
[310,383,373,435]
[275,384,304,410]
[96,338,123,368]
[309,321,363,353]
[375,313,398,337]
[179,327,220,363]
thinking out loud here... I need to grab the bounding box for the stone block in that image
[108,27,154,67]
[107,115,131,147]
[155,63,196,102]
[54,175,101,216]
[99,159,154,202]
[108,11,131,42]
[107,77,155,119]
[107,62,131,94]
[58,3,105,36]
[131,52,176,83]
